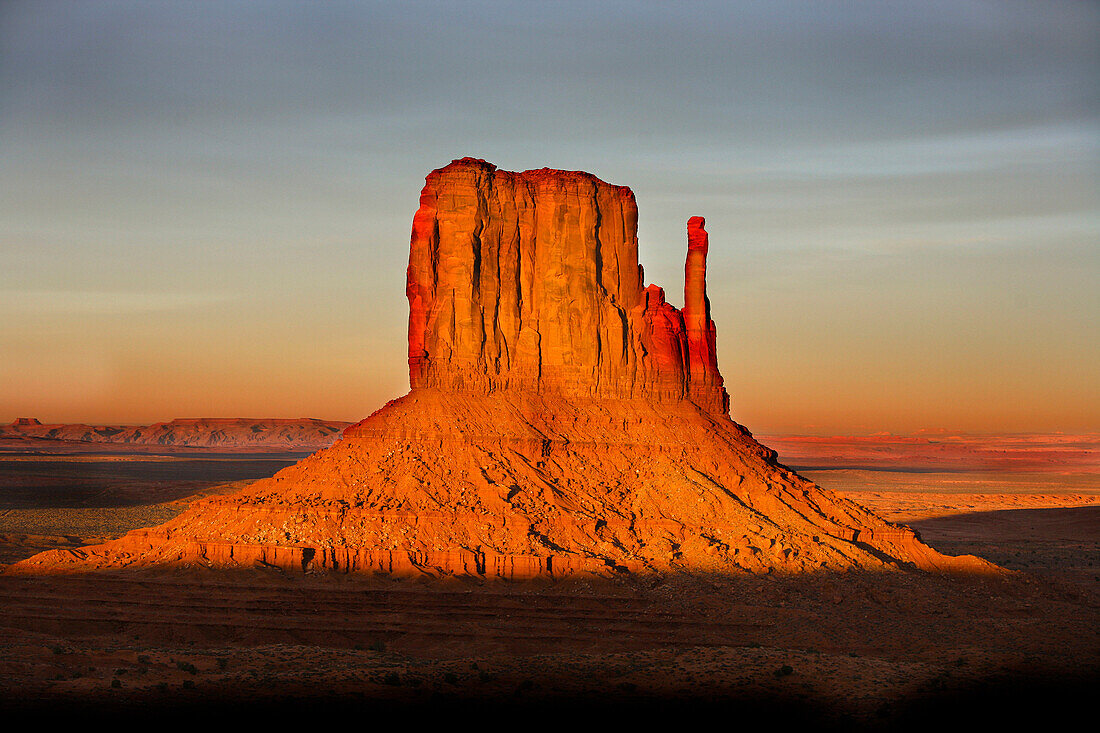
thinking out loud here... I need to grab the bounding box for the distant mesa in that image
[0,417,351,451]
[8,158,995,578]
[764,432,1100,474]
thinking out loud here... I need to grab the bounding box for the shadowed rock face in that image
[8,159,994,579]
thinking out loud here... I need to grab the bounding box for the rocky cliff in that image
[8,159,993,579]
[407,159,727,413]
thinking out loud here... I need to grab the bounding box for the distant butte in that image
[9,159,995,578]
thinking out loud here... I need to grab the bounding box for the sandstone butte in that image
[9,158,994,578]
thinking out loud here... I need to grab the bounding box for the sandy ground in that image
[0,457,1097,726]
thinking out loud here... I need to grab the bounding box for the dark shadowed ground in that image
[0,451,1096,728]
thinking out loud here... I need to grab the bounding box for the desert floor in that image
[0,453,1096,726]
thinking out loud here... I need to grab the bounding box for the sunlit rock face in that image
[8,160,994,579]
[406,158,727,414]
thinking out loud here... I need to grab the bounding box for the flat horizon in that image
[4,413,1100,440]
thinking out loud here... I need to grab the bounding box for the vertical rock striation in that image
[406,158,727,414]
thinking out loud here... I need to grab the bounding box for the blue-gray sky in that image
[1,0,1097,433]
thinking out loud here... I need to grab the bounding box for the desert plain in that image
[0,426,1096,727]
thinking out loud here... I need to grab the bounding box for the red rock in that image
[6,160,997,579]
[683,216,725,411]
[407,158,727,413]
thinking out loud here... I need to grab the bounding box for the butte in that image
[10,158,992,578]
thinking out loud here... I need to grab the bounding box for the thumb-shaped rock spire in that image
[684,216,711,343]
[683,217,725,412]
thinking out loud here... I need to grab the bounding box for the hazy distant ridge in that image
[2,417,352,451]
[763,432,1100,473]
[4,417,1096,470]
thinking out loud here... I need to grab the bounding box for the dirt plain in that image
[0,450,1097,727]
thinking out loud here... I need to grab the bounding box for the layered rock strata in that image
[9,159,993,578]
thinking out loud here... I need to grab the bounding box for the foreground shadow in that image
[2,665,1097,731]
[0,562,1096,728]
[912,504,1100,544]
[911,505,1099,576]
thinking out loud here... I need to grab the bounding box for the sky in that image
[1,0,1097,434]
